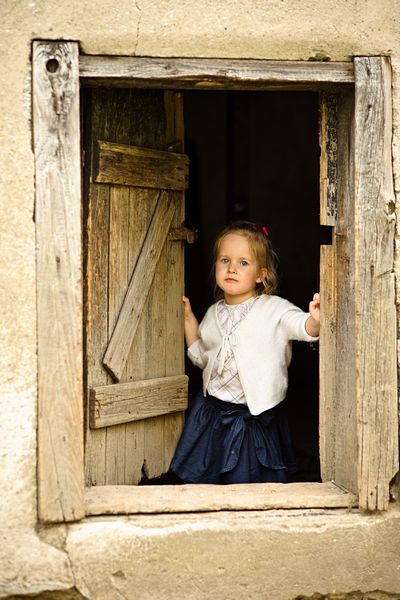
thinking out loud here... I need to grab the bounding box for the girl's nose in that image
[228,264,237,273]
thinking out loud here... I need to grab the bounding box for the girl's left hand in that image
[309,292,320,323]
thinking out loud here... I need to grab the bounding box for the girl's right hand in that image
[182,296,200,346]
[182,296,193,319]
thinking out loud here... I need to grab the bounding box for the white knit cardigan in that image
[188,294,319,415]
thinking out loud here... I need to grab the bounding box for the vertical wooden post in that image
[319,93,338,481]
[354,56,398,511]
[319,90,358,495]
[33,41,85,522]
[319,93,338,227]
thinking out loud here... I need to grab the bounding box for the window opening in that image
[183,90,321,483]
[33,44,397,520]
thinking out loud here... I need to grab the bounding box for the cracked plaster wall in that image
[1,1,400,598]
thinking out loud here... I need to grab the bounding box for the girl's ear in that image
[256,267,268,284]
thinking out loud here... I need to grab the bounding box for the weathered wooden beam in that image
[103,191,176,381]
[90,375,188,428]
[85,481,357,515]
[319,244,337,481]
[169,226,198,243]
[319,89,358,496]
[94,141,189,190]
[319,93,338,226]
[354,56,398,511]
[33,41,85,522]
[79,56,354,90]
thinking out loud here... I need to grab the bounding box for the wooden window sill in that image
[84,481,357,516]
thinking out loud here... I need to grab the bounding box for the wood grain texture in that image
[142,196,170,479]
[319,89,360,498]
[90,375,188,428]
[105,185,130,484]
[94,140,189,190]
[85,482,357,515]
[85,90,133,487]
[102,191,176,381]
[163,91,186,472]
[330,90,358,495]
[124,188,159,484]
[319,244,336,481]
[354,57,398,511]
[117,92,173,485]
[319,93,338,226]
[33,41,84,522]
[84,89,187,485]
[84,181,109,486]
[80,56,354,90]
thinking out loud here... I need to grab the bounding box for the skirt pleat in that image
[170,392,297,484]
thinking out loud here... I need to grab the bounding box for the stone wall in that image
[1,1,400,598]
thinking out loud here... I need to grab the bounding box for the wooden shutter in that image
[319,57,398,511]
[319,89,358,494]
[84,89,188,486]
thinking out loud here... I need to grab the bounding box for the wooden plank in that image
[103,191,176,381]
[107,89,171,486]
[94,140,189,190]
[142,208,169,479]
[85,482,357,515]
[354,56,398,511]
[84,89,175,486]
[33,41,84,522]
[84,181,109,486]
[79,56,355,90]
[142,416,166,480]
[332,90,358,494]
[163,91,186,472]
[90,375,188,428]
[105,185,130,484]
[116,93,168,485]
[319,93,338,226]
[124,188,159,484]
[319,244,336,481]
[169,226,198,243]
[320,89,358,496]
[85,90,134,487]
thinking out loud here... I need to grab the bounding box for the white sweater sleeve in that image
[280,307,319,342]
[187,338,208,369]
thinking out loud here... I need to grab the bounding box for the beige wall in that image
[1,1,400,598]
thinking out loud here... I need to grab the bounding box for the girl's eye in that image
[220,258,229,264]
[240,260,249,267]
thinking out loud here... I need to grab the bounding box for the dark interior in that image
[183,90,321,482]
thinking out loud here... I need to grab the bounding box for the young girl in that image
[170,221,320,484]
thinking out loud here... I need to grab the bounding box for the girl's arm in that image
[182,296,200,347]
[305,292,320,337]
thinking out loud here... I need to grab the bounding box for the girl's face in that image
[215,233,266,305]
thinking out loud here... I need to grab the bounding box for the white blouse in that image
[207,295,259,404]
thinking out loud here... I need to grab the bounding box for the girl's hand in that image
[305,292,320,337]
[182,296,200,346]
[182,296,194,319]
[309,292,320,324]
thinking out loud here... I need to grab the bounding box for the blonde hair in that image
[213,221,279,300]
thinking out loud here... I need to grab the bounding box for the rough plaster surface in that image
[1,1,400,598]
[3,0,399,60]
[62,509,400,600]
[295,594,400,600]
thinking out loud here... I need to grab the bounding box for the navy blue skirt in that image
[170,391,297,484]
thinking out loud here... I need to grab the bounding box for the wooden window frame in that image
[33,41,398,523]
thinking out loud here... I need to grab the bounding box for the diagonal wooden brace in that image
[103,191,176,381]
